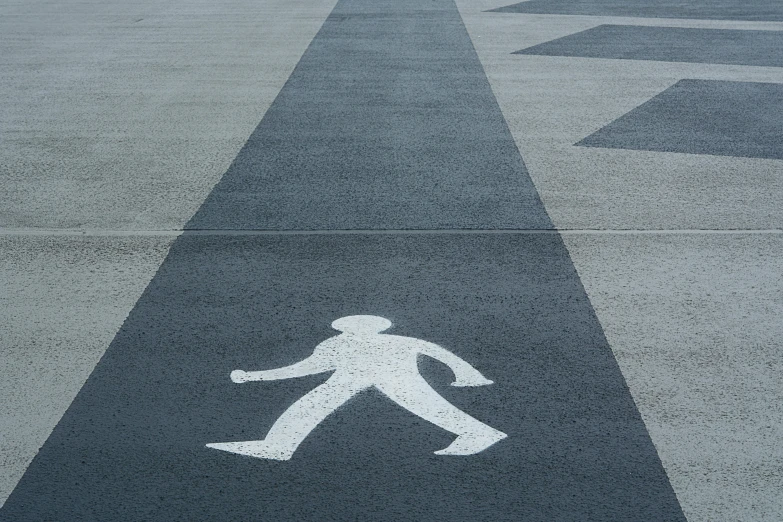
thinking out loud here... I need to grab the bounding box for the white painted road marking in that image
[206,315,507,460]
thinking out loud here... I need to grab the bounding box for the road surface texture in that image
[1,0,781,520]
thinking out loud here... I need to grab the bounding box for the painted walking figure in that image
[207,315,507,460]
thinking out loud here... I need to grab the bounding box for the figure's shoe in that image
[434,429,507,456]
[206,441,294,461]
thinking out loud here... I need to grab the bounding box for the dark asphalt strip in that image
[516,25,783,69]
[184,0,551,230]
[2,0,685,520]
[578,80,783,160]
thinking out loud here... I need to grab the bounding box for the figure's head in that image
[331,315,392,335]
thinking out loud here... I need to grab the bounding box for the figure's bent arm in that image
[418,342,494,387]
[231,352,335,383]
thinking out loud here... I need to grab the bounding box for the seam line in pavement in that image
[1,228,781,237]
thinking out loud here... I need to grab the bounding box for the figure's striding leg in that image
[376,376,507,456]
[207,374,365,460]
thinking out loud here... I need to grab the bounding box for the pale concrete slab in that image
[0,235,175,505]
[562,232,783,521]
[0,0,338,230]
[456,2,783,230]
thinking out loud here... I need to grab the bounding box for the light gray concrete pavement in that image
[457,4,783,230]
[458,1,783,519]
[561,232,783,521]
[1,0,337,230]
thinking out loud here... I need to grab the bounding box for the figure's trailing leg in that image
[207,375,365,460]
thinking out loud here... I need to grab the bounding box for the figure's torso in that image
[314,334,423,381]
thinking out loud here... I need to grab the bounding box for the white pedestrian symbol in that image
[206,315,507,460]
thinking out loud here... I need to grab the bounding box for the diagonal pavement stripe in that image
[514,25,783,69]
[577,79,783,160]
[2,0,685,519]
[488,0,783,21]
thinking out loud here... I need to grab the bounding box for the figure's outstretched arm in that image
[231,352,335,383]
[418,342,494,387]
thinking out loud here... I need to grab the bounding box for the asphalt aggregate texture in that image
[1,234,684,521]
